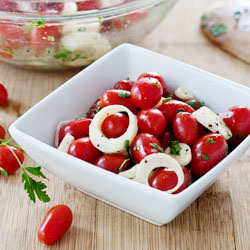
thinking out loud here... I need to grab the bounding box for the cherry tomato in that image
[158,130,176,150]
[68,137,100,163]
[185,99,203,110]
[0,145,24,174]
[38,205,73,245]
[100,89,137,113]
[158,100,195,127]
[86,98,100,119]
[0,125,5,139]
[0,83,8,105]
[30,24,61,55]
[221,106,250,146]
[113,80,134,91]
[137,109,166,137]
[95,154,129,174]
[101,112,129,139]
[190,133,227,177]
[149,168,178,191]
[130,133,163,163]
[130,78,163,109]
[137,72,167,96]
[77,0,100,11]
[172,167,192,194]
[173,112,199,145]
[58,118,92,144]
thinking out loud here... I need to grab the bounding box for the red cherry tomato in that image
[158,100,195,127]
[190,133,227,177]
[58,118,92,144]
[38,205,73,245]
[100,89,137,113]
[95,154,129,174]
[131,78,163,109]
[173,112,199,145]
[30,24,61,55]
[0,83,8,105]
[185,99,203,110]
[172,167,192,194]
[137,72,167,96]
[137,109,166,137]
[113,80,134,91]
[221,106,250,146]
[0,125,5,139]
[158,130,176,150]
[101,112,129,139]
[149,168,178,191]
[86,98,100,119]
[0,145,24,174]
[77,0,100,11]
[68,137,100,163]
[130,133,163,163]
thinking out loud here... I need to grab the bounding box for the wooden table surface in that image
[1,0,250,249]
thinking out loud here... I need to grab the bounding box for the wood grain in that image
[0,0,250,249]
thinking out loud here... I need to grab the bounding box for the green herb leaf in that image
[233,11,242,21]
[123,140,129,149]
[54,49,82,63]
[187,100,198,109]
[94,105,100,114]
[208,23,227,37]
[237,133,245,139]
[25,166,46,179]
[133,146,139,151]
[98,16,103,23]
[47,36,55,42]
[169,141,181,156]
[177,108,184,113]
[118,159,130,173]
[118,92,130,99]
[24,19,46,34]
[207,138,216,144]
[201,153,210,160]
[0,167,7,176]
[150,143,164,153]
[187,171,192,186]
[152,82,160,88]
[225,144,228,156]
[162,97,172,103]
[78,27,86,32]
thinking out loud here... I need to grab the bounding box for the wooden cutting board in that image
[0,0,250,249]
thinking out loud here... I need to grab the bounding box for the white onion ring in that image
[135,153,184,194]
[118,165,139,179]
[58,133,75,153]
[89,105,138,153]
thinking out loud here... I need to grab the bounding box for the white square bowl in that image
[9,44,250,226]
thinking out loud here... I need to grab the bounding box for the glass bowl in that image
[0,0,177,70]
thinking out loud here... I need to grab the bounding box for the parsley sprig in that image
[169,141,181,156]
[0,138,50,203]
[24,19,46,34]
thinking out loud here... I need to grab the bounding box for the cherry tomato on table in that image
[0,145,24,174]
[137,71,167,96]
[130,78,163,109]
[67,137,100,163]
[95,154,129,174]
[220,105,250,146]
[101,112,129,139]
[130,133,163,163]
[113,80,134,91]
[0,83,8,105]
[137,108,166,137]
[38,204,73,245]
[158,100,195,127]
[58,118,92,144]
[100,89,137,113]
[190,133,227,177]
[173,112,199,145]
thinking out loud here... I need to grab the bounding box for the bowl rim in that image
[0,0,170,21]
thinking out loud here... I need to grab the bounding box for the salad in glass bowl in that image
[0,0,177,70]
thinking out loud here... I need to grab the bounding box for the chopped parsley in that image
[0,167,7,176]
[46,48,52,54]
[118,159,130,173]
[98,16,103,23]
[24,19,46,34]
[47,36,55,42]
[162,97,172,103]
[153,82,160,88]
[169,141,181,156]
[54,49,83,63]
[233,11,242,21]
[208,23,227,37]
[150,143,164,153]
[94,105,100,114]
[207,138,216,144]
[201,154,210,160]
[3,47,18,55]
[187,100,198,109]
[118,92,130,99]
[123,139,129,149]
[237,133,245,139]
[133,146,139,151]
[177,108,184,113]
